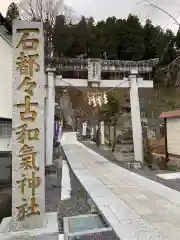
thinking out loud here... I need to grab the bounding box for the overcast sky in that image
[1,0,180,32]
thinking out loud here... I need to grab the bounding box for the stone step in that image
[127,161,142,169]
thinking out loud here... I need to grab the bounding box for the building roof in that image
[159,110,180,119]
[0,118,12,123]
[0,13,12,35]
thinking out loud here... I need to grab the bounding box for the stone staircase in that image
[116,128,133,144]
[115,113,133,144]
[59,90,75,129]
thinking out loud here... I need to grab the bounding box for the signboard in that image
[88,59,101,82]
[12,20,45,230]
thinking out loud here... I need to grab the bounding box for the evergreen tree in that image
[176,28,180,50]
[143,19,160,59]
[6,2,20,21]
[51,13,177,86]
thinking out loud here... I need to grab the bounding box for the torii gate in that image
[46,58,158,165]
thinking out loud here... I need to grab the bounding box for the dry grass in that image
[149,137,165,154]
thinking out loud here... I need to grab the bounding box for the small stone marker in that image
[100,121,105,144]
[82,122,87,136]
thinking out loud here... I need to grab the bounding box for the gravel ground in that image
[0,188,11,223]
[82,141,180,192]
[47,148,91,234]
[57,164,91,233]
[0,166,90,233]
[45,172,62,212]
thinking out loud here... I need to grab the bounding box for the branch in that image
[166,55,180,70]
[136,0,180,87]
[138,0,180,27]
[19,0,62,25]
[28,0,38,20]
[148,23,177,52]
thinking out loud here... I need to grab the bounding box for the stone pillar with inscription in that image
[12,19,45,231]
[0,20,58,240]
[46,68,56,166]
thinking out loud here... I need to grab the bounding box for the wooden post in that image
[108,121,111,147]
[164,117,169,162]
[112,123,116,152]
[142,125,148,154]
[96,122,100,147]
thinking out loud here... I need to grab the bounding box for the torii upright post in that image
[129,68,143,163]
[46,68,56,166]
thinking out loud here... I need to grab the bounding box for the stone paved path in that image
[62,133,180,239]
[82,141,180,193]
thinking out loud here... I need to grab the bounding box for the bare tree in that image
[18,0,64,57]
[19,0,63,23]
[19,0,80,26]
[63,5,82,24]
[139,0,180,27]
[18,0,81,58]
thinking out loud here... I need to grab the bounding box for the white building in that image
[159,109,180,161]
[0,14,12,119]
[0,14,12,183]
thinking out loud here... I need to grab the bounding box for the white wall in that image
[0,34,12,119]
[167,117,180,155]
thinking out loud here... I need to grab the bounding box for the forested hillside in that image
[53,15,174,60]
[52,13,180,119]
[52,14,180,86]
